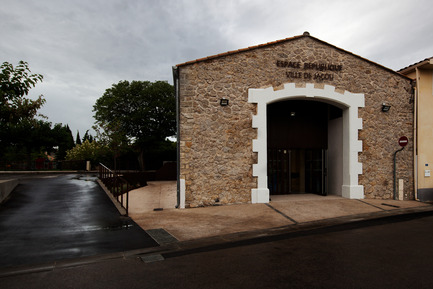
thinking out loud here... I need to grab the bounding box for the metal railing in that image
[99,163,130,216]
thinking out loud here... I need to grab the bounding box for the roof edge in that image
[398,57,433,74]
[175,33,412,81]
[176,34,305,67]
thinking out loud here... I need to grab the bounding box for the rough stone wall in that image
[178,36,413,207]
[357,70,414,200]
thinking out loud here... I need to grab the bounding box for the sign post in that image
[394,136,408,200]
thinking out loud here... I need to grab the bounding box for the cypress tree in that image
[76,131,82,145]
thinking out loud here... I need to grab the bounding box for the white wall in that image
[328,117,343,196]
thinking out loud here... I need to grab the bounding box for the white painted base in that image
[398,179,404,200]
[251,188,270,203]
[342,185,364,199]
[179,178,186,209]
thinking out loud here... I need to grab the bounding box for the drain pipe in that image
[414,70,419,201]
[172,66,180,209]
[393,146,405,200]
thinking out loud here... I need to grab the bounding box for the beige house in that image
[399,57,433,202]
[173,32,414,208]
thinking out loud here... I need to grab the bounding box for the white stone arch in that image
[248,83,365,203]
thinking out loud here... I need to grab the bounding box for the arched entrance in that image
[248,83,365,203]
[267,100,342,196]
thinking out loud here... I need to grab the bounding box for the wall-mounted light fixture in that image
[382,103,391,112]
[220,98,229,106]
[290,112,296,117]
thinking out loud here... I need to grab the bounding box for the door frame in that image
[248,83,365,203]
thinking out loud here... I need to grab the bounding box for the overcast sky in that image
[1,0,432,138]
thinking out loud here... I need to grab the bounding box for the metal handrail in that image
[99,163,129,216]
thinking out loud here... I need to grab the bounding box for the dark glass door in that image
[268,148,327,195]
[305,149,327,196]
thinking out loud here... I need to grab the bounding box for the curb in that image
[96,179,127,216]
[1,203,433,278]
[0,179,18,204]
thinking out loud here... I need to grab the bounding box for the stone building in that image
[172,32,414,208]
[399,57,433,201]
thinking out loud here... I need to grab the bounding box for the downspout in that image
[172,66,181,208]
[413,70,419,201]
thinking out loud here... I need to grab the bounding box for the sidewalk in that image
[127,181,433,241]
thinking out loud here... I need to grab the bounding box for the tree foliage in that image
[1,61,45,162]
[53,124,75,160]
[1,120,75,164]
[0,61,76,164]
[93,80,176,143]
[82,130,94,143]
[0,61,44,124]
[65,139,109,164]
[93,80,176,170]
[76,131,82,145]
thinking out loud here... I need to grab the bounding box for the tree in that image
[82,130,94,143]
[65,139,109,165]
[0,61,79,167]
[0,61,44,124]
[92,120,130,170]
[52,124,75,160]
[3,119,52,161]
[75,131,82,145]
[0,61,45,161]
[93,80,176,170]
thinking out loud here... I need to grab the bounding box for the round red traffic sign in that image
[398,136,408,147]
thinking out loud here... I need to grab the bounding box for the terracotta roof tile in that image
[398,57,433,73]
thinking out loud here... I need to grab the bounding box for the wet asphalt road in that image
[0,174,158,268]
[3,209,433,288]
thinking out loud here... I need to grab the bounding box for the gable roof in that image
[175,32,411,80]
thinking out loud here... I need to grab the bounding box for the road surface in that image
[0,174,158,268]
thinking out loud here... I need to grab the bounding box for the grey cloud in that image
[1,0,432,136]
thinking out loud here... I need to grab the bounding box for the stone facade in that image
[176,34,413,207]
